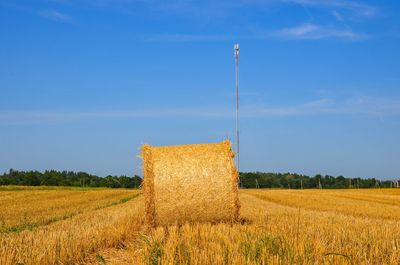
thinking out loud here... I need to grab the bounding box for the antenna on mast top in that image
[234,43,240,187]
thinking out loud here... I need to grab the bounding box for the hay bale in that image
[142,140,240,226]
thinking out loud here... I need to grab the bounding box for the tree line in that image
[0,169,395,189]
[240,172,394,189]
[0,169,142,188]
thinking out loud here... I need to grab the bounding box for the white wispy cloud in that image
[41,0,377,21]
[54,0,377,17]
[31,1,375,42]
[282,0,377,17]
[274,23,367,40]
[146,34,234,42]
[332,10,344,22]
[1,97,400,125]
[147,23,367,42]
[0,109,232,125]
[244,97,400,117]
[38,9,72,22]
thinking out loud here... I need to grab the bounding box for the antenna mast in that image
[234,43,240,187]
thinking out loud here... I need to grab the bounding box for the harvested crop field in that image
[1,187,399,265]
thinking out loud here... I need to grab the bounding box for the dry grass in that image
[1,187,399,265]
[248,189,400,220]
[0,187,143,265]
[0,187,137,233]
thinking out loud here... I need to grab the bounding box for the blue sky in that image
[1,0,399,179]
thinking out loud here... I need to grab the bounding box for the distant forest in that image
[0,169,395,189]
[0,169,142,188]
[239,172,394,189]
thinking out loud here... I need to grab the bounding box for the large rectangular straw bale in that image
[142,140,240,226]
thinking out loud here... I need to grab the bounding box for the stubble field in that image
[0,187,399,265]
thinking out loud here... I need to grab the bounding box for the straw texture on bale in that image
[142,140,240,227]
